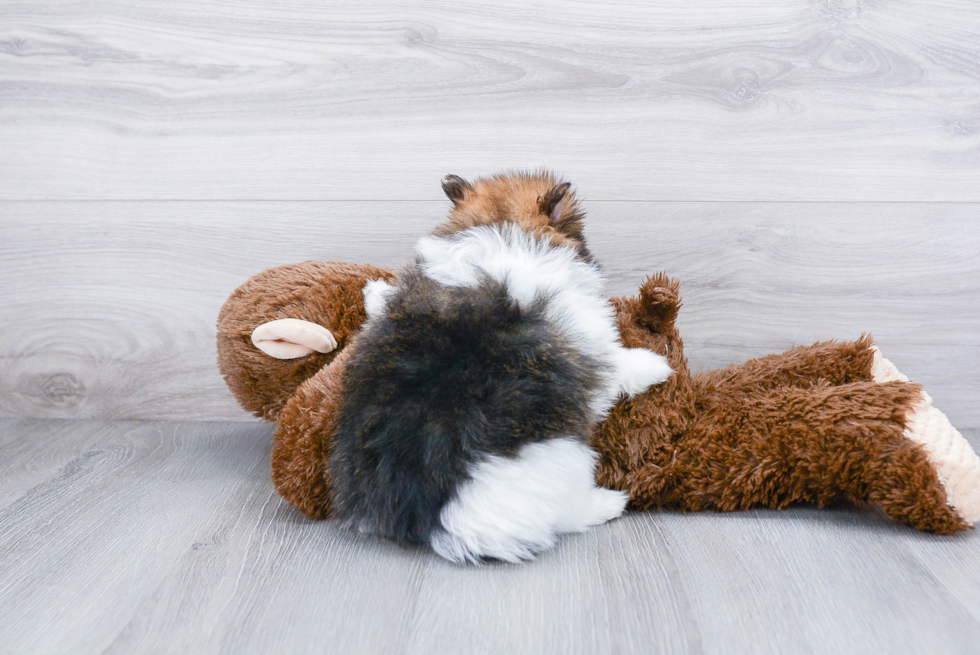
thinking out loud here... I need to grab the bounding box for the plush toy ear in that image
[540,182,572,227]
[251,319,338,359]
[441,174,472,207]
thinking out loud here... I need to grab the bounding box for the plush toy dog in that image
[217,176,980,537]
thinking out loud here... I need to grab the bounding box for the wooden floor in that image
[2,0,980,652]
[1,418,979,655]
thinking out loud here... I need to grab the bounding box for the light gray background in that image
[1,1,979,653]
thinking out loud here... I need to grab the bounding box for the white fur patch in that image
[430,438,628,564]
[416,223,672,417]
[362,279,395,321]
[613,347,675,401]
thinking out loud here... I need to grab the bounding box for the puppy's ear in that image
[539,182,572,227]
[441,174,472,206]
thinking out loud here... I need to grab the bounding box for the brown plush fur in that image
[272,347,352,520]
[597,274,966,534]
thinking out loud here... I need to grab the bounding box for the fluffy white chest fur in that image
[363,223,672,563]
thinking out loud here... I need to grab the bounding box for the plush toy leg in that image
[622,379,970,533]
[596,275,691,493]
[871,348,980,527]
[697,336,878,396]
[270,348,353,520]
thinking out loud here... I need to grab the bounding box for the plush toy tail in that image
[871,348,980,528]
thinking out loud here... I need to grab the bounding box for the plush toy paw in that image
[614,347,673,397]
[362,279,395,320]
[251,318,338,360]
[636,273,682,332]
[871,347,980,526]
[904,393,980,526]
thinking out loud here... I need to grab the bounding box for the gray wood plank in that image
[0,419,276,654]
[2,419,980,654]
[103,490,431,655]
[0,419,119,509]
[899,498,980,628]
[2,1,980,200]
[1,201,977,427]
[657,508,980,654]
[403,515,699,655]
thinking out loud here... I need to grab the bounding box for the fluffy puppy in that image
[329,171,672,563]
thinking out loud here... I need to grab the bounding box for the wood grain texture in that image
[1,201,977,427]
[2,0,980,200]
[1,418,979,654]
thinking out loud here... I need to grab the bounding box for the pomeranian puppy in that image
[330,171,672,563]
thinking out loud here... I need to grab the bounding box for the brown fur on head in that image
[435,170,591,260]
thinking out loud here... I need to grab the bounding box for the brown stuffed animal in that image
[217,184,980,536]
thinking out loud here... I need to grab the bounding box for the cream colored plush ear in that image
[251,319,338,359]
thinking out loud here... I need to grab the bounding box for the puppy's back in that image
[330,267,602,545]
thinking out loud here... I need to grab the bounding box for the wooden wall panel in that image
[1,201,976,427]
[1,0,979,200]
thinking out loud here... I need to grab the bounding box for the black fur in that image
[330,266,604,544]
